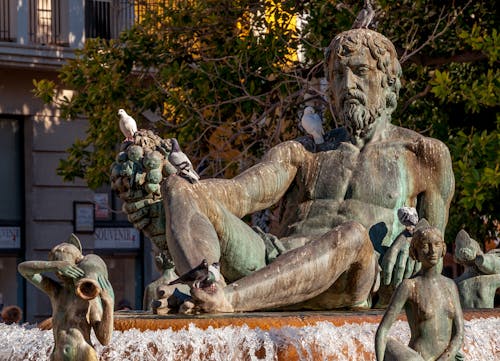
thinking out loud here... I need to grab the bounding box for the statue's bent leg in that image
[163,176,266,280]
[384,337,424,361]
[194,221,377,312]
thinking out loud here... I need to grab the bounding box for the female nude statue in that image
[375,226,463,361]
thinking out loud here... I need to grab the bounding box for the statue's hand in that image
[122,199,168,250]
[98,275,115,302]
[190,279,234,313]
[380,234,421,287]
[57,262,85,279]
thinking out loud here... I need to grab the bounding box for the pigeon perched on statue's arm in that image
[351,0,375,29]
[118,109,138,142]
[168,259,221,289]
[301,106,324,145]
[168,138,200,183]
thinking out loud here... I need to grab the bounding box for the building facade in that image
[0,0,159,323]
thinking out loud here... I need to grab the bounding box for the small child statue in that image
[18,234,114,361]
[375,225,464,361]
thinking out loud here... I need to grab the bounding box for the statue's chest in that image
[311,144,407,207]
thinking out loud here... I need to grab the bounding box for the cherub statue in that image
[454,229,500,308]
[18,234,114,361]
[375,225,464,361]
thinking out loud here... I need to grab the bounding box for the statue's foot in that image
[190,279,234,313]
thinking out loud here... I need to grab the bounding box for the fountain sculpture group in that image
[14,28,499,360]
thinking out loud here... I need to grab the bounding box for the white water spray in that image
[0,318,498,360]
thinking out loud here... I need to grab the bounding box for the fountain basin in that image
[1,309,498,360]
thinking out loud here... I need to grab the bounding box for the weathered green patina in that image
[111,29,455,313]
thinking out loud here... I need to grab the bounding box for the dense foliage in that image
[34,0,499,245]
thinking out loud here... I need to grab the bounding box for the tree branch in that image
[404,50,488,67]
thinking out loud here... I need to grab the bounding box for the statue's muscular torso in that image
[273,125,446,253]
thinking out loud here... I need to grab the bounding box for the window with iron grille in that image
[29,0,64,45]
[0,0,15,42]
[86,0,134,40]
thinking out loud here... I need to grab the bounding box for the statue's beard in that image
[339,90,382,139]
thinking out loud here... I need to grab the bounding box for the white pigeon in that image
[301,106,324,145]
[352,0,375,29]
[118,109,138,142]
[397,206,419,228]
[168,138,200,183]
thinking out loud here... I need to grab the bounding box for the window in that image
[29,0,65,45]
[86,0,134,40]
[0,0,15,42]
[0,118,22,222]
[0,117,23,318]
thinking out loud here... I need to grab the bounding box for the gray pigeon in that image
[118,109,138,141]
[168,259,220,289]
[168,138,200,183]
[397,206,419,228]
[352,0,375,29]
[301,106,324,145]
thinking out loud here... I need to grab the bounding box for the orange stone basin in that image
[110,309,500,360]
[114,308,500,332]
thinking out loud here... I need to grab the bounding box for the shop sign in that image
[0,227,21,248]
[94,227,140,249]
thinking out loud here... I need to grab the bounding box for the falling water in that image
[0,318,498,361]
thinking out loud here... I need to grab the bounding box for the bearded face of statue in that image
[331,46,388,140]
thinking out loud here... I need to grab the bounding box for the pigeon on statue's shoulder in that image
[168,138,200,183]
[301,106,324,145]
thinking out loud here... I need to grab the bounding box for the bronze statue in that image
[375,226,464,361]
[18,234,114,361]
[454,229,500,308]
[112,28,454,313]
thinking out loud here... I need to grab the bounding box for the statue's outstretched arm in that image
[196,140,309,216]
[18,260,84,296]
[162,140,310,276]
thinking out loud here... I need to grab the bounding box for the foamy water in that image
[0,318,498,360]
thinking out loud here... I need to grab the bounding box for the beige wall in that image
[0,68,156,322]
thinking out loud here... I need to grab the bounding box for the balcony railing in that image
[0,1,170,48]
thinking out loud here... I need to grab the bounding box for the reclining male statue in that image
[112,28,454,313]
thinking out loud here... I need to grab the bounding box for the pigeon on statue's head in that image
[168,138,200,183]
[118,109,138,142]
[301,106,324,145]
[351,0,375,29]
